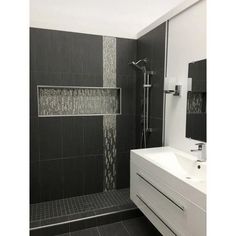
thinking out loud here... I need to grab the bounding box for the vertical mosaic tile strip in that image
[103,36,116,87]
[103,116,117,191]
[103,36,117,191]
[38,87,120,116]
[187,92,205,113]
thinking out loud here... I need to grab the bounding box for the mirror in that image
[186,59,206,142]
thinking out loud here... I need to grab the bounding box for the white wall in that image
[165,0,206,155]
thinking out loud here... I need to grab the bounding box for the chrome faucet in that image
[191,143,206,162]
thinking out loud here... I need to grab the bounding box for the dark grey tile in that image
[71,74,103,87]
[30,188,135,229]
[116,153,130,189]
[39,117,62,160]
[149,79,164,119]
[83,117,103,155]
[30,71,38,117]
[98,222,129,236]
[147,117,162,148]
[30,117,39,162]
[30,229,41,236]
[39,159,64,201]
[116,38,137,77]
[136,22,166,148]
[117,75,136,115]
[117,115,136,153]
[71,33,103,77]
[121,209,143,221]
[70,227,99,236]
[84,155,103,195]
[56,233,70,236]
[68,211,95,221]
[95,211,122,226]
[30,221,41,229]
[123,217,162,236]
[69,217,97,232]
[63,157,85,198]
[30,162,41,204]
[94,206,121,215]
[47,30,72,73]
[62,117,84,158]
[31,71,62,86]
[40,216,69,227]
[30,28,51,72]
[31,28,71,74]
[39,223,69,236]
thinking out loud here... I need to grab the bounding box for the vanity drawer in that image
[136,171,187,236]
[135,193,177,236]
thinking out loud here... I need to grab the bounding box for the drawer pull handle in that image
[136,194,178,236]
[137,173,184,211]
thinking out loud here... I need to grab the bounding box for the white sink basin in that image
[132,146,206,194]
[130,146,207,235]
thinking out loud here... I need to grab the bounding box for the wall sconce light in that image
[165,85,181,96]
[164,77,181,96]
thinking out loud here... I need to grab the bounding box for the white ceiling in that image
[30,0,199,39]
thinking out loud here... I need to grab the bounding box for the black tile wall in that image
[30,162,41,203]
[30,27,166,202]
[39,117,62,161]
[116,38,137,77]
[148,117,163,148]
[116,152,130,189]
[40,159,64,202]
[71,33,103,76]
[62,156,85,198]
[62,117,84,158]
[30,117,39,162]
[116,115,136,153]
[84,155,103,194]
[98,222,130,236]
[136,22,166,148]
[83,117,103,156]
[30,28,105,203]
[30,28,51,72]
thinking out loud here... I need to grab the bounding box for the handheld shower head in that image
[129,58,148,72]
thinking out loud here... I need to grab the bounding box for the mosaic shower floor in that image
[30,188,137,229]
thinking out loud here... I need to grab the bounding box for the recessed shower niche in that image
[37,86,121,116]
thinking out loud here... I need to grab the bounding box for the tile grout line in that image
[96,226,102,236]
[121,221,132,236]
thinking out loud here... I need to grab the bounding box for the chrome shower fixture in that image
[129,58,148,72]
[129,58,156,148]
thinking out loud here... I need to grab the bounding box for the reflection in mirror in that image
[186,59,206,142]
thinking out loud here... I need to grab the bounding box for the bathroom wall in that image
[30,28,137,203]
[136,22,166,148]
[165,0,206,154]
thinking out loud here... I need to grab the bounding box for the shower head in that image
[129,58,148,72]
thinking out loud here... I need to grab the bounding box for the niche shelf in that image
[37,85,121,117]
[187,92,206,114]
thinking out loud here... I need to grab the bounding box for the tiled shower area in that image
[30,24,165,235]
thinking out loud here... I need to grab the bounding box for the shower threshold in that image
[30,188,142,235]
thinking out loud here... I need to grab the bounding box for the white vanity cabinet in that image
[130,147,206,236]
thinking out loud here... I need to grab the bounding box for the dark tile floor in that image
[30,188,136,229]
[56,216,162,236]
